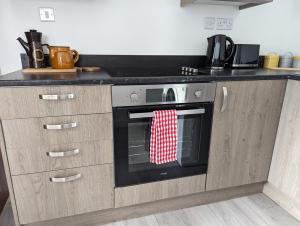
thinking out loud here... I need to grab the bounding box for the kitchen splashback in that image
[21,54,265,70]
[20,54,207,70]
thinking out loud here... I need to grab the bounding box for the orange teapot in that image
[48,46,79,69]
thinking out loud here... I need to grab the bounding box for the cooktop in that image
[106,67,208,77]
[106,67,262,78]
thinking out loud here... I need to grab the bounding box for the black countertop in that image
[1,68,300,86]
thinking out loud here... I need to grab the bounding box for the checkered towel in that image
[150,110,177,164]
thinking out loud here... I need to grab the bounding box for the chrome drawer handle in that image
[47,149,80,158]
[50,173,82,183]
[39,94,75,100]
[220,87,228,113]
[44,122,77,130]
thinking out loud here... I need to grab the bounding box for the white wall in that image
[233,0,300,54]
[0,0,299,74]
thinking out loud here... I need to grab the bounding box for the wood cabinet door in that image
[268,80,300,206]
[206,80,286,191]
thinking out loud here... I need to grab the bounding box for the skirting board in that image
[26,182,264,226]
[263,182,300,221]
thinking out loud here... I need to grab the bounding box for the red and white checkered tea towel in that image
[150,110,177,164]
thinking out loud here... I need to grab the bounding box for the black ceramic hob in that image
[106,67,208,77]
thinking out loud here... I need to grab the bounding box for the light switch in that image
[39,8,55,22]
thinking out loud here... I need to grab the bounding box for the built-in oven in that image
[112,83,216,187]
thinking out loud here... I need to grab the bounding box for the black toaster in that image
[229,44,260,68]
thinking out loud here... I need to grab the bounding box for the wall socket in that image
[39,8,55,22]
[216,18,233,30]
[204,17,216,30]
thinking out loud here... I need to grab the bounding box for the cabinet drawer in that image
[2,114,112,149]
[12,164,114,224]
[7,140,113,175]
[115,174,206,208]
[0,85,111,119]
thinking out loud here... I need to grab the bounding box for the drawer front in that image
[12,164,114,224]
[0,85,111,119]
[7,140,113,175]
[2,114,112,149]
[115,174,206,208]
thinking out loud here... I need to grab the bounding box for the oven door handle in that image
[129,108,205,119]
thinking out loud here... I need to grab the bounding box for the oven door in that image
[113,103,213,187]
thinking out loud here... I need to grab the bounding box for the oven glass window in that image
[128,115,202,173]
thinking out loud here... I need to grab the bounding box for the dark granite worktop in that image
[0,68,300,86]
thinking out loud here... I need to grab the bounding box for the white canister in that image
[279,52,293,68]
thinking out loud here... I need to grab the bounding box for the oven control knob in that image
[194,90,202,98]
[130,92,139,102]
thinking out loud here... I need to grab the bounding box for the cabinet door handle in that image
[47,149,80,158]
[39,94,75,100]
[50,173,82,183]
[220,86,228,113]
[44,122,77,130]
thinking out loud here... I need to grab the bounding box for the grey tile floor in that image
[103,194,300,226]
[1,193,299,226]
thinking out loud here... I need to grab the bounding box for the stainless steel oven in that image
[112,83,216,187]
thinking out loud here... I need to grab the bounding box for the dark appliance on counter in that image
[17,29,48,68]
[206,34,235,70]
[229,44,260,68]
[112,83,216,187]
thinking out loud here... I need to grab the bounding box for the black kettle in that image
[206,34,235,69]
[17,29,48,68]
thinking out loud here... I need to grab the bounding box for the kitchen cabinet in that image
[0,85,111,119]
[2,113,112,149]
[0,80,292,225]
[115,174,206,207]
[6,140,113,175]
[265,80,300,220]
[206,80,286,191]
[0,85,114,225]
[180,0,273,10]
[12,164,114,224]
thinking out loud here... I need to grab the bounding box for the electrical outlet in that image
[204,17,215,30]
[216,18,233,30]
[39,8,55,22]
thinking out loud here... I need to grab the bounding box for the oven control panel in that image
[194,90,202,98]
[130,92,139,103]
[112,83,216,107]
